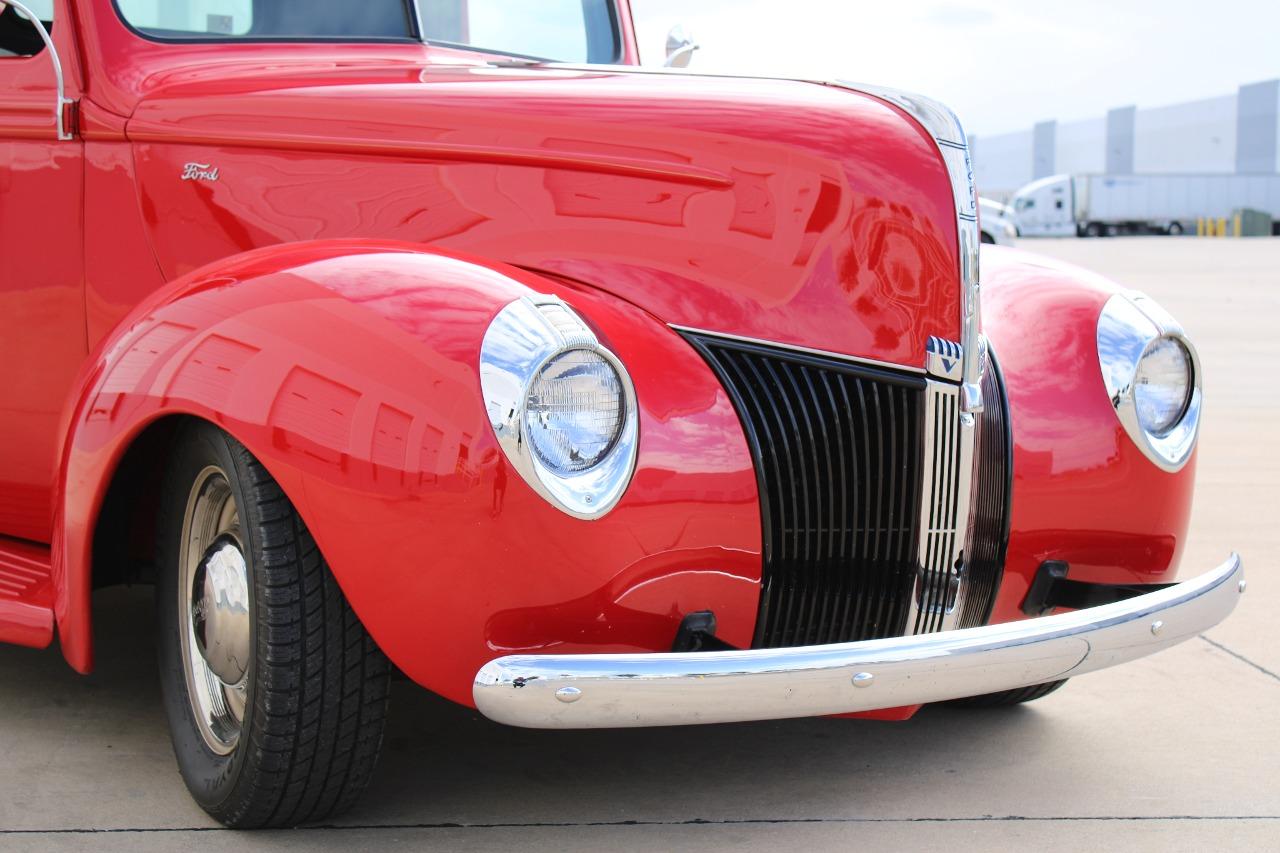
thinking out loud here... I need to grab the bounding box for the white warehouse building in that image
[972,80,1280,202]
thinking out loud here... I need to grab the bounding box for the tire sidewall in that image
[156,423,258,816]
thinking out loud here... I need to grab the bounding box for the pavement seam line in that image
[1199,634,1280,682]
[5,816,1280,834]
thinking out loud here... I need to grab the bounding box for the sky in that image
[629,0,1280,137]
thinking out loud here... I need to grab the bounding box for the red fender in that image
[53,240,762,707]
[981,246,1196,624]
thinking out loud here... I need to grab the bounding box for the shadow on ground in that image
[2,585,1061,829]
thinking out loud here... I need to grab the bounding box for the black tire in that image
[945,679,1067,708]
[1167,222,1184,236]
[1084,222,1104,238]
[156,421,391,828]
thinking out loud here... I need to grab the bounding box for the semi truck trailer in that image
[1012,173,1280,237]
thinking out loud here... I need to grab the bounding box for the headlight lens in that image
[524,349,625,475]
[1133,337,1192,435]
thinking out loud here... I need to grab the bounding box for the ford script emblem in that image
[181,162,220,182]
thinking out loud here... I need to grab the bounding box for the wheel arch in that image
[52,239,540,674]
[90,414,187,592]
[88,412,290,590]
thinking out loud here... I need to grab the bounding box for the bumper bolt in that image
[851,672,874,688]
[1150,620,1164,636]
[1239,579,1247,594]
[555,687,582,704]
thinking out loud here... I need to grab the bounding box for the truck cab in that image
[1011,174,1077,236]
[0,0,1236,830]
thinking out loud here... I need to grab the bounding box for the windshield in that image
[114,1,621,61]
[419,0,618,62]
[114,1,417,40]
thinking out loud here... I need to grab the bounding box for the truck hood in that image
[125,62,961,365]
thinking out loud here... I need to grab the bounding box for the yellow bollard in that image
[1217,217,1227,238]
[1197,217,1204,236]
[1234,213,1242,237]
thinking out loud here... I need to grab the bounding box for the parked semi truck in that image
[1012,173,1280,237]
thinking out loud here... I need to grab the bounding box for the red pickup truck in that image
[0,0,1241,828]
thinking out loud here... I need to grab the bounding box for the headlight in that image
[525,349,625,474]
[1097,293,1201,472]
[480,296,639,518]
[1133,337,1192,435]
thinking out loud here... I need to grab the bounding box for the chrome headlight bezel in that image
[1097,292,1202,472]
[480,295,639,519]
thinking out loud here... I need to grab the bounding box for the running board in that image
[0,536,54,648]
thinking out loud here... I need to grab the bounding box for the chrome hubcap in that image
[191,536,250,685]
[178,466,249,755]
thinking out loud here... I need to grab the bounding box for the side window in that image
[0,0,53,57]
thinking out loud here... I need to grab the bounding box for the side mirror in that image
[2,1,73,140]
[664,25,699,68]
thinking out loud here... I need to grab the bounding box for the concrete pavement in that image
[2,237,1277,851]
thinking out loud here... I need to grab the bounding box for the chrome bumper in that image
[473,554,1243,729]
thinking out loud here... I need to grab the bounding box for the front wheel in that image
[156,422,391,828]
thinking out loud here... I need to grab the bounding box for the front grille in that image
[683,334,926,648]
[684,332,1012,648]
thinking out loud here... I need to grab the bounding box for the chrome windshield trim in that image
[412,0,428,44]
[669,325,927,376]
[474,554,1243,728]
